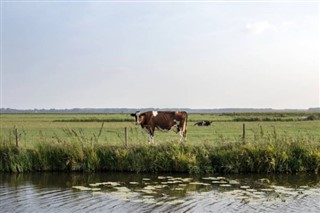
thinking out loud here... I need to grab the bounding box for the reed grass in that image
[1,128,319,174]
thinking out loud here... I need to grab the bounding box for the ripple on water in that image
[1,173,320,212]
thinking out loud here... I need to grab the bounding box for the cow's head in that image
[130,111,143,124]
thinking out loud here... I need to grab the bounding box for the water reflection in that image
[1,173,320,212]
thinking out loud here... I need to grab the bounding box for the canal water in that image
[1,172,320,212]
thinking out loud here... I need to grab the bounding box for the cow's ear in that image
[130,113,136,117]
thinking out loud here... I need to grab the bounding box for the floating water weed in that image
[229,180,240,185]
[72,186,100,191]
[142,178,151,181]
[144,185,156,190]
[129,182,139,185]
[220,184,232,187]
[167,199,185,205]
[92,191,105,196]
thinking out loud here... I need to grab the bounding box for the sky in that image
[1,0,319,109]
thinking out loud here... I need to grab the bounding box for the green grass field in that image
[1,112,320,174]
[1,112,319,148]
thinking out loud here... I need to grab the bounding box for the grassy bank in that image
[1,133,320,174]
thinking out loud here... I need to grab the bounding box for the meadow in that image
[0,112,320,174]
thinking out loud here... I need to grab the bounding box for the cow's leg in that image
[143,127,151,143]
[183,129,187,140]
[150,128,155,143]
[148,130,154,143]
[144,127,154,143]
[148,134,154,143]
[179,130,186,142]
[179,130,184,141]
[179,120,187,142]
[147,132,154,143]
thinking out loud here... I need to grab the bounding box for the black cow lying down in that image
[130,111,188,143]
[194,121,212,126]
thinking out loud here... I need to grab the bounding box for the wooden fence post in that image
[242,123,246,144]
[125,127,128,147]
[14,126,19,147]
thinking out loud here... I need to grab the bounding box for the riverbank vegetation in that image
[0,112,319,174]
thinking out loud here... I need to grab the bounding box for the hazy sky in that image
[1,1,319,109]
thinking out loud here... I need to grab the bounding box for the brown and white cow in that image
[130,111,188,142]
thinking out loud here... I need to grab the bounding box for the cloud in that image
[245,21,276,35]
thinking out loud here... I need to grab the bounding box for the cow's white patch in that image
[136,111,141,124]
[152,111,158,117]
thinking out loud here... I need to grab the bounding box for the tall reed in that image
[1,127,319,174]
